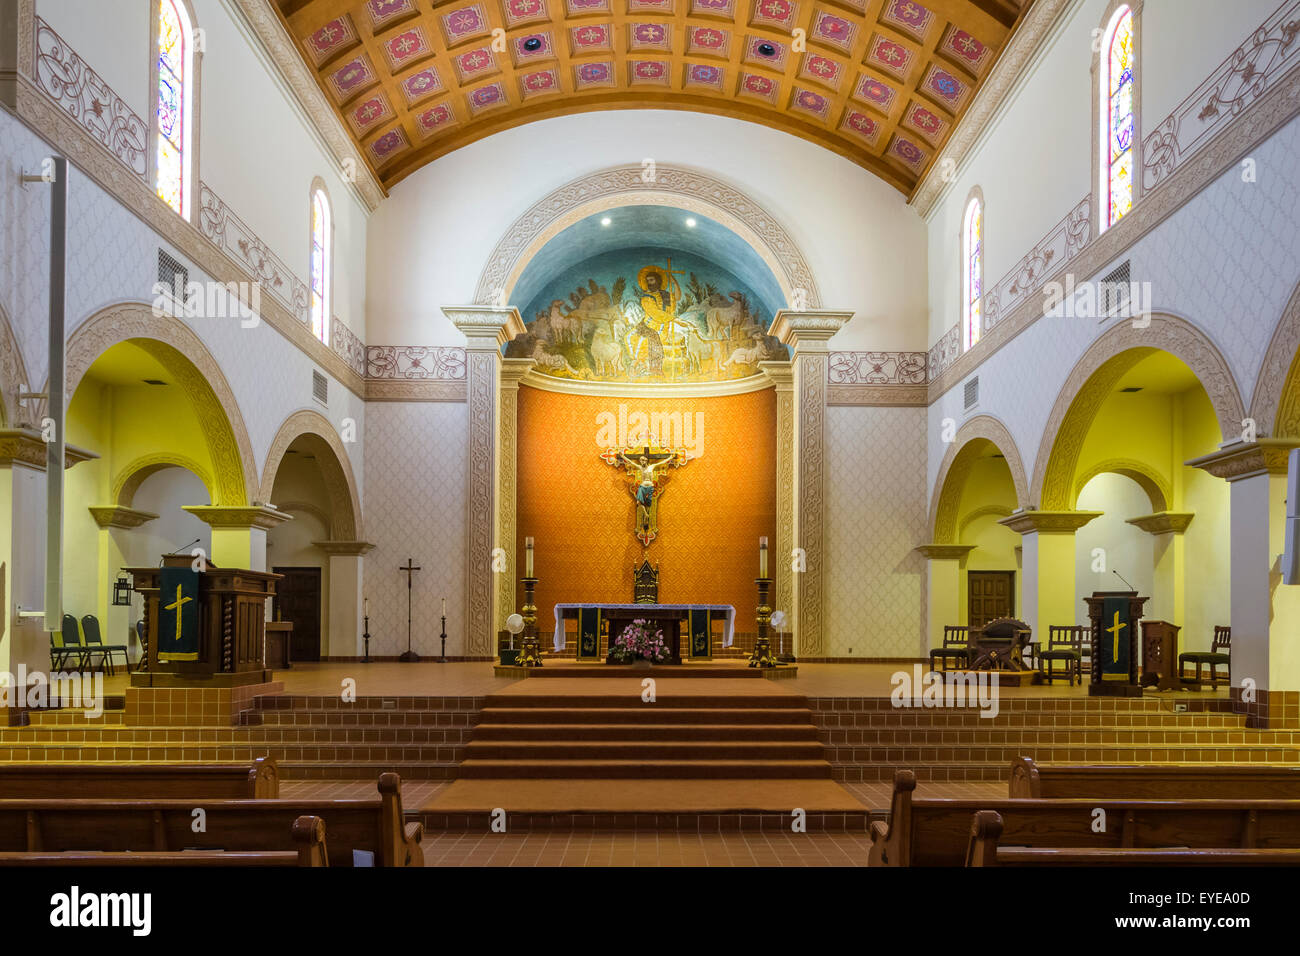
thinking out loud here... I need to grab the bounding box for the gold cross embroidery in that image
[1105,610,1127,660]
[165,584,192,643]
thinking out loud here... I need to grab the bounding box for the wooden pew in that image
[0,772,422,867]
[869,769,1300,866]
[0,758,279,799]
[1009,756,1300,799]
[966,810,1300,866]
[0,815,327,866]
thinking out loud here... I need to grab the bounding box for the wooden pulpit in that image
[126,555,281,687]
[1085,590,1147,698]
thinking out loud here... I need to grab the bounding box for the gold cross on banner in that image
[165,583,192,643]
[1106,610,1127,660]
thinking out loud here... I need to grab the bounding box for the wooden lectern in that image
[1140,620,1182,691]
[126,555,281,687]
[1085,590,1147,698]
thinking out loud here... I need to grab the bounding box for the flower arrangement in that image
[609,619,671,664]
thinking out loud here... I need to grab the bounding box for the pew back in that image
[0,758,279,799]
[1009,757,1300,799]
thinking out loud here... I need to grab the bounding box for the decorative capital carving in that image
[312,540,376,556]
[759,359,794,390]
[1185,439,1300,482]
[913,543,977,561]
[88,505,159,530]
[0,429,98,469]
[445,307,526,350]
[1126,511,1195,535]
[499,357,535,389]
[182,505,294,530]
[998,510,1103,534]
[770,310,852,353]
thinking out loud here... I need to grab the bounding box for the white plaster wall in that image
[367,110,929,352]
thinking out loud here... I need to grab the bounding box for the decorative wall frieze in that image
[363,379,468,402]
[365,346,468,380]
[826,385,928,406]
[828,350,927,385]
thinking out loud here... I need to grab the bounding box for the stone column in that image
[769,310,851,659]
[88,506,157,660]
[313,540,374,658]
[1188,439,1300,725]
[760,360,795,633]
[999,510,1102,638]
[444,307,525,658]
[914,544,976,651]
[182,505,292,571]
[497,357,534,634]
[1125,511,1194,626]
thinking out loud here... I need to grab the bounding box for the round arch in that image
[259,408,363,541]
[62,301,258,506]
[929,414,1030,544]
[113,453,214,508]
[1031,313,1245,511]
[1073,457,1169,513]
[473,163,822,310]
[0,301,30,427]
[1248,276,1300,437]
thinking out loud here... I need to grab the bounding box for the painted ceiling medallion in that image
[369,125,410,164]
[277,0,1031,192]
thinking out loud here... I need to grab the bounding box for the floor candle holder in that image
[516,576,544,667]
[749,576,777,668]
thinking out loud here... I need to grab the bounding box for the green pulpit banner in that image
[577,607,602,661]
[1098,595,1131,681]
[158,566,200,662]
[688,609,711,659]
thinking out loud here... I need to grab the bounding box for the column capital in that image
[758,359,794,390]
[0,428,97,469]
[999,510,1102,534]
[1126,511,1194,535]
[444,306,526,350]
[182,505,293,530]
[499,357,535,388]
[913,543,976,560]
[1185,438,1300,482]
[770,310,852,354]
[88,505,158,530]
[311,540,376,556]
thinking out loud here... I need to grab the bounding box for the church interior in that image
[2,0,1300,889]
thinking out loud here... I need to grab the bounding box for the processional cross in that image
[601,445,688,546]
[399,558,421,662]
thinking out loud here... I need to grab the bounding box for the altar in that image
[553,604,735,663]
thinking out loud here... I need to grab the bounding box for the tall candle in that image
[526,537,535,577]
[441,597,446,618]
[759,537,768,577]
[364,597,369,617]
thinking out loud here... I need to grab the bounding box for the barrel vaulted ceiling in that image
[273,0,1033,194]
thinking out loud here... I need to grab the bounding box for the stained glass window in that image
[310,189,331,345]
[155,0,191,216]
[963,198,982,351]
[1103,7,1134,230]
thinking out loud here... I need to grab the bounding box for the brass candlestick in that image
[516,576,544,667]
[749,576,777,668]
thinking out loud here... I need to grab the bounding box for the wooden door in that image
[273,567,322,662]
[968,571,1014,630]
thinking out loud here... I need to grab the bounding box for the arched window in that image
[1100,5,1135,231]
[962,196,983,351]
[154,0,195,217]
[309,187,332,345]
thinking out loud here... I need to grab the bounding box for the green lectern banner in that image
[158,566,200,662]
[688,609,711,659]
[577,607,602,661]
[1098,596,1132,681]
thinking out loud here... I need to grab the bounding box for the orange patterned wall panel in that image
[517,385,776,633]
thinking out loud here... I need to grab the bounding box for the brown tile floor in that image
[419,830,877,866]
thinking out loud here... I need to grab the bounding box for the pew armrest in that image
[403,821,425,867]
[1009,757,1041,798]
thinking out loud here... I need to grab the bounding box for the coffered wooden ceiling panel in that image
[274,0,1033,194]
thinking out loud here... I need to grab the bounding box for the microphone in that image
[1112,569,1136,592]
[160,538,202,566]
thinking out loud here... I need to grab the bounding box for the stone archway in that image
[63,302,258,506]
[260,408,363,541]
[1031,313,1245,511]
[929,414,1030,544]
[1073,457,1170,513]
[113,453,214,507]
[1249,277,1300,438]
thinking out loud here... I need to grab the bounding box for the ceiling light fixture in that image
[685,217,696,227]
[601,216,611,226]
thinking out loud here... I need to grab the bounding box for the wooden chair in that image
[928,625,972,673]
[81,614,129,675]
[52,616,89,671]
[1180,625,1231,688]
[1038,625,1085,685]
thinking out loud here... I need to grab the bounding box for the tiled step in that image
[465,740,827,761]
[0,725,475,744]
[820,728,1300,746]
[280,760,460,781]
[256,709,480,727]
[473,723,818,741]
[457,758,834,779]
[480,706,812,724]
[823,743,1300,764]
[0,741,467,763]
[813,712,1246,728]
[486,694,808,710]
[255,696,488,711]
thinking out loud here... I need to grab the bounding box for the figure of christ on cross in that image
[603,446,687,546]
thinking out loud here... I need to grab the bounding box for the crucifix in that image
[602,445,688,546]
[398,557,421,662]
